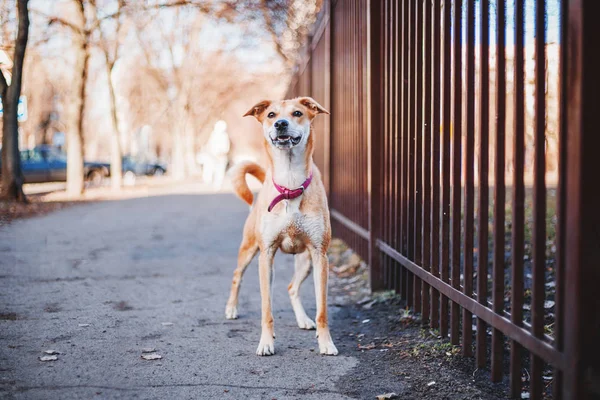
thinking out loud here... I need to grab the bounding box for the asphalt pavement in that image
[0,193,359,399]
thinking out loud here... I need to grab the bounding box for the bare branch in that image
[7,0,29,103]
[30,8,82,33]
[259,0,293,67]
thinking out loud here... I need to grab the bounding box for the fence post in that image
[367,0,384,291]
[563,0,600,398]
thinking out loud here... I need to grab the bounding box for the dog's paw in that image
[318,337,338,356]
[225,305,238,320]
[256,338,275,356]
[296,315,316,330]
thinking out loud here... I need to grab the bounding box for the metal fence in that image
[286,0,599,399]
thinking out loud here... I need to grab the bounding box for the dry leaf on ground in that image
[141,354,162,360]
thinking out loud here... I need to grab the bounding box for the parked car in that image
[122,155,167,177]
[0,145,110,184]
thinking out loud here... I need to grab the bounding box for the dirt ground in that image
[327,241,511,400]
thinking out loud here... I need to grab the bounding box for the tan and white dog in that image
[225,97,338,356]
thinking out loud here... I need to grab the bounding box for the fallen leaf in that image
[376,393,398,400]
[141,353,162,360]
[362,300,378,309]
[39,355,58,361]
[44,350,60,355]
[358,343,376,350]
[142,348,156,353]
[78,323,90,327]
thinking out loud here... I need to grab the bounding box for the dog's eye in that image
[293,111,303,117]
[267,112,276,118]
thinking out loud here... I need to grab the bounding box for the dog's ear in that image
[243,100,271,120]
[298,97,329,115]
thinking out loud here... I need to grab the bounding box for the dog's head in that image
[244,97,329,150]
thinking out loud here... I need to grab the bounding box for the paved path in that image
[0,193,358,399]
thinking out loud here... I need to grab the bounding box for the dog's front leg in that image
[256,248,276,356]
[309,247,338,355]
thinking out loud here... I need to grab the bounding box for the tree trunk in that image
[0,0,29,203]
[106,63,123,190]
[171,95,188,180]
[171,124,186,180]
[66,3,89,197]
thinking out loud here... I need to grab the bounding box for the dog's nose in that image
[274,119,289,131]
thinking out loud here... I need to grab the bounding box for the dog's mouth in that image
[271,134,302,148]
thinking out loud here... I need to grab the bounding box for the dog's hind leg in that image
[288,251,316,330]
[225,232,258,320]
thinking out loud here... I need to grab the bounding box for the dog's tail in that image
[230,161,266,206]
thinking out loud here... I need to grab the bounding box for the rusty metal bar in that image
[386,1,399,290]
[430,0,442,330]
[510,0,526,396]
[330,210,369,241]
[390,0,398,294]
[530,0,547,398]
[406,0,416,307]
[421,0,433,325]
[440,0,452,339]
[553,1,567,397]
[491,0,507,383]
[462,0,476,358]
[401,0,410,300]
[382,0,391,288]
[476,0,490,370]
[413,0,423,314]
[562,1,600,398]
[376,240,566,370]
[367,0,384,291]
[451,0,463,346]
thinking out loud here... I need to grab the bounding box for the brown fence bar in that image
[510,0,526,396]
[562,1,600,398]
[491,0,507,383]
[285,0,599,397]
[440,0,452,340]
[367,0,383,292]
[421,0,433,326]
[463,0,476,358]
[413,0,423,314]
[530,0,547,398]
[450,0,463,347]
[400,0,410,300]
[476,0,490,370]
[430,0,442,332]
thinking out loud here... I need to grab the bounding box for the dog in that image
[225,97,338,356]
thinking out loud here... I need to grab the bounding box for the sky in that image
[472,0,562,45]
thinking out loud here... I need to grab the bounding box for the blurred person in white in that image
[202,120,231,188]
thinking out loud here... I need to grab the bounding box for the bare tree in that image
[62,0,89,196]
[92,0,125,189]
[0,0,29,202]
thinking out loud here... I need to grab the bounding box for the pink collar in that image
[268,171,313,212]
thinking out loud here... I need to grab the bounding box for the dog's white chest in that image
[261,206,325,254]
